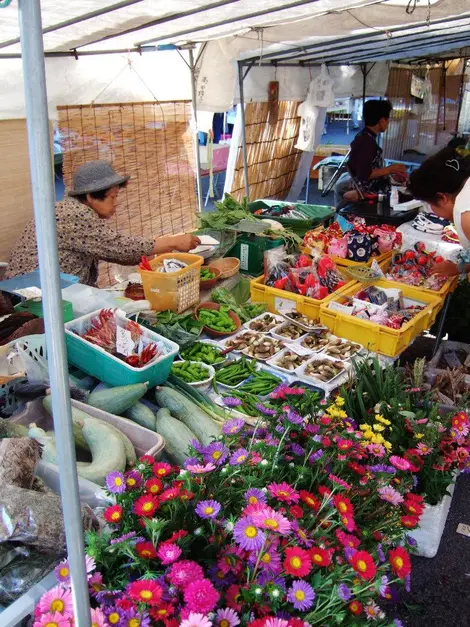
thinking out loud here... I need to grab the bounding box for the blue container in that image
[0,271,79,295]
[64,311,179,388]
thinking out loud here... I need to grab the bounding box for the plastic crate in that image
[226,234,284,275]
[379,257,459,298]
[65,310,179,387]
[248,200,334,236]
[330,250,393,269]
[249,275,357,320]
[0,270,78,294]
[139,253,204,313]
[319,281,443,358]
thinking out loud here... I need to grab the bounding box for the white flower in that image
[194,527,203,536]
[225,521,234,532]
[221,467,228,474]
[138,464,146,471]
[261,460,268,466]
[254,588,262,595]
[271,589,280,598]
[289,462,295,467]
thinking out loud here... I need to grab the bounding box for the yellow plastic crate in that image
[319,280,444,358]
[379,258,458,298]
[250,275,357,321]
[330,250,393,269]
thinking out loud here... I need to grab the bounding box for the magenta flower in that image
[390,455,411,471]
[38,585,73,616]
[287,580,316,610]
[124,470,143,490]
[167,560,204,588]
[377,486,404,506]
[185,462,216,474]
[267,482,300,503]
[251,506,291,535]
[106,471,126,494]
[233,516,266,551]
[157,542,182,565]
[196,499,222,520]
[184,578,220,614]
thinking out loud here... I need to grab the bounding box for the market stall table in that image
[338,199,419,226]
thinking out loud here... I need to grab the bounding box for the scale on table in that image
[224,219,284,274]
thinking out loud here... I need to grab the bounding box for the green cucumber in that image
[155,386,220,446]
[155,408,198,466]
[87,383,148,415]
[124,402,157,431]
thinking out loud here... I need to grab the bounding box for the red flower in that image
[349,550,377,580]
[152,462,173,478]
[160,486,181,502]
[299,490,320,511]
[404,449,424,472]
[283,547,312,577]
[145,478,163,495]
[405,493,424,504]
[226,584,242,612]
[136,541,157,559]
[167,529,188,543]
[372,531,383,541]
[337,438,353,451]
[318,486,332,498]
[340,514,356,532]
[104,504,122,524]
[127,580,163,606]
[139,455,155,465]
[349,600,363,616]
[179,489,194,502]
[389,547,411,579]
[149,604,175,621]
[333,494,354,516]
[288,620,306,627]
[348,461,365,475]
[116,598,134,611]
[309,546,332,567]
[335,529,360,548]
[289,505,304,519]
[401,515,420,529]
[405,501,424,517]
[322,437,332,447]
[320,416,331,425]
[133,494,159,517]
[452,411,469,431]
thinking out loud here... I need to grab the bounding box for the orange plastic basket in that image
[139,253,204,313]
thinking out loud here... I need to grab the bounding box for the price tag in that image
[289,343,312,357]
[240,243,249,271]
[14,287,42,299]
[456,523,470,538]
[274,297,296,313]
[116,326,135,356]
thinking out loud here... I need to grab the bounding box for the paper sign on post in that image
[116,326,135,356]
[274,297,297,313]
[456,523,470,538]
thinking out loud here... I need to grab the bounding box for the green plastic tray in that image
[248,200,334,235]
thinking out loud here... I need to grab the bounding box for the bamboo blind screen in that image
[230,101,301,201]
[383,65,463,160]
[58,102,197,285]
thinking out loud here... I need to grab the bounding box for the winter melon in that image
[124,402,157,431]
[87,383,148,415]
[155,408,198,466]
[75,421,126,486]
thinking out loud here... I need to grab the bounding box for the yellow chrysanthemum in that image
[364,430,374,440]
[375,414,391,426]
[415,433,424,439]
[335,396,345,407]
[373,424,385,432]
[359,424,370,431]
[383,441,392,451]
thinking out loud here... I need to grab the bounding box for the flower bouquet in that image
[34,391,422,627]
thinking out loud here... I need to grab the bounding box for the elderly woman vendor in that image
[6,161,200,285]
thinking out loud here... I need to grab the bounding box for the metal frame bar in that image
[341,36,470,64]
[0,47,156,59]
[189,47,204,213]
[241,12,470,64]
[17,1,91,625]
[238,60,250,199]
[73,0,243,50]
[135,0,324,47]
[456,57,468,133]
[0,0,144,50]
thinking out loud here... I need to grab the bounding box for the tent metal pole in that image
[17,2,91,625]
[456,57,468,133]
[189,47,203,213]
[238,61,250,199]
[362,63,367,107]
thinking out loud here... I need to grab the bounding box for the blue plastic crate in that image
[64,310,179,388]
[0,271,79,295]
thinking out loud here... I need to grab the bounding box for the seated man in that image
[334,99,406,207]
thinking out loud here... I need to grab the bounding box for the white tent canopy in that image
[0,0,469,118]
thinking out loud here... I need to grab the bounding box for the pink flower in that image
[34,612,71,627]
[377,486,404,506]
[390,455,411,471]
[417,442,433,455]
[37,586,73,616]
[367,443,385,458]
[267,482,299,503]
[157,542,182,565]
[251,507,291,535]
[184,578,220,614]
[180,613,213,627]
[264,619,289,627]
[215,608,240,627]
[185,463,216,474]
[167,560,204,588]
[90,608,108,627]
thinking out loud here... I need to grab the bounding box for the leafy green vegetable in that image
[198,194,257,230]
[211,287,266,323]
[137,311,203,348]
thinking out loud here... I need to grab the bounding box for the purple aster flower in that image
[190,439,205,453]
[244,488,267,506]
[208,564,235,588]
[195,499,221,519]
[413,474,418,487]
[286,408,303,425]
[106,471,126,494]
[338,583,352,601]
[95,590,121,605]
[104,606,126,626]
[405,574,411,593]
[222,418,245,435]
[110,531,137,545]
[204,442,229,466]
[230,448,249,466]
[305,424,320,434]
[257,571,286,589]
[287,580,315,611]
[124,470,142,490]
[290,443,304,456]
[406,534,418,547]
[291,521,312,548]
[379,575,389,597]
[309,449,324,463]
[184,456,201,468]
[55,556,94,584]
[275,424,286,434]
[344,547,357,561]
[125,608,151,627]
[256,403,277,416]
[223,396,242,408]
[369,464,396,475]
[377,543,386,563]
[393,619,404,627]
[233,516,266,551]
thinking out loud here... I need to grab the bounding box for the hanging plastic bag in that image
[308,64,335,108]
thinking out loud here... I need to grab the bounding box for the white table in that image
[397,222,462,261]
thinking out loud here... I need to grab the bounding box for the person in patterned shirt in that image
[6,161,200,286]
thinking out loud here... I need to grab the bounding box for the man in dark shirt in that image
[334,100,406,206]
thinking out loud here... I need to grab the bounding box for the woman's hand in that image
[430,260,459,277]
[153,234,201,255]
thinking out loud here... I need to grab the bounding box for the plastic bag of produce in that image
[0,549,59,603]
